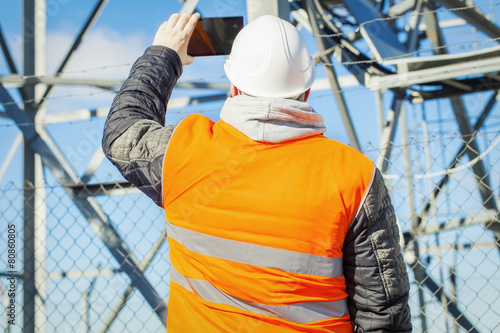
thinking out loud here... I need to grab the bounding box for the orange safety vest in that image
[162,114,375,332]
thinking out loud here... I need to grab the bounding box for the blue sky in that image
[1,1,500,332]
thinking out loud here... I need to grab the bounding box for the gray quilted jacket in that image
[102,46,412,332]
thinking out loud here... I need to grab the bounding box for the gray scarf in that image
[220,95,326,143]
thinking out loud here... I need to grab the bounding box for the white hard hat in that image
[224,15,316,98]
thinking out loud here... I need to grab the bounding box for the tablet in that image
[187,16,244,56]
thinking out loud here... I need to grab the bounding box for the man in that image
[103,13,411,332]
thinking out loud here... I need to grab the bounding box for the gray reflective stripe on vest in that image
[170,266,349,324]
[166,222,343,278]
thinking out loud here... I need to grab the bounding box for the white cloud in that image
[45,26,148,113]
[48,26,148,77]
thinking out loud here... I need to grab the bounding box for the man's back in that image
[102,12,412,332]
[163,113,373,332]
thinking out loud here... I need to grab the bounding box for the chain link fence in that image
[382,127,500,333]
[1,126,499,333]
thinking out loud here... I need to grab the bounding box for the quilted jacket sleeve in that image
[102,46,183,207]
[343,167,412,332]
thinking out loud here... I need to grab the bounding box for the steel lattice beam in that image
[420,3,500,247]
[416,91,499,225]
[22,1,46,331]
[38,0,110,109]
[0,23,29,102]
[305,0,361,150]
[434,0,500,39]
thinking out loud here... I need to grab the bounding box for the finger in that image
[165,13,180,31]
[158,20,169,31]
[184,12,200,34]
[184,55,195,65]
[175,13,191,30]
